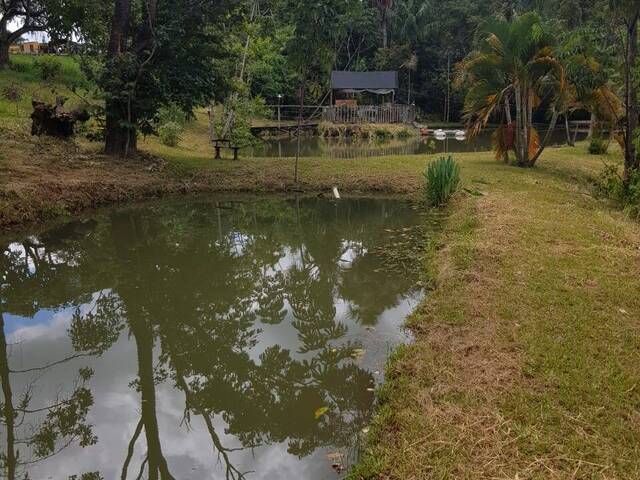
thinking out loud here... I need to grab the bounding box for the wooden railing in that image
[323,104,416,124]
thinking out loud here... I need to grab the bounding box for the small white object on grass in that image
[332,186,341,199]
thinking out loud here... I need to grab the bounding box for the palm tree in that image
[458,12,565,167]
[558,37,623,147]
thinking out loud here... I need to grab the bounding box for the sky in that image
[7,18,50,42]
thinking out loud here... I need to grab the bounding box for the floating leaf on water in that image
[314,407,329,419]
[326,452,344,461]
[351,348,366,359]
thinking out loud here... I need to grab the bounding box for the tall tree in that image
[610,0,640,185]
[98,0,234,157]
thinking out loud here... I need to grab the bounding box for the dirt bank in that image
[0,126,424,231]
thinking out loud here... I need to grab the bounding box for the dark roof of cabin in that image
[331,71,398,90]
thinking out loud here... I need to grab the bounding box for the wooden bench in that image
[213,139,240,160]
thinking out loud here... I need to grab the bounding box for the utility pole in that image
[277,94,282,130]
[445,51,451,123]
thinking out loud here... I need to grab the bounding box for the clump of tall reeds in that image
[424,155,461,206]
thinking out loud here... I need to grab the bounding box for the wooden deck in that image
[323,104,416,124]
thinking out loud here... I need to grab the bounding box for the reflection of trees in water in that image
[1,197,421,478]
[1,238,102,480]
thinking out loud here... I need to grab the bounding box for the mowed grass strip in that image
[351,148,640,479]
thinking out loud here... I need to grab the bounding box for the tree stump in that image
[30,98,90,138]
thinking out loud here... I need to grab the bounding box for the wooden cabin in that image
[324,71,415,124]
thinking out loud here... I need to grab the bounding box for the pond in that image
[248,127,588,158]
[0,197,432,480]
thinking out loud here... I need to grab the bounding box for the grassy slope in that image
[0,54,89,117]
[351,148,640,479]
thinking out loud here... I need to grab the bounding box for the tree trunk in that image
[565,115,575,146]
[105,99,138,157]
[382,17,388,48]
[624,12,640,185]
[130,319,173,480]
[586,112,596,139]
[104,0,135,157]
[503,96,512,163]
[523,89,531,165]
[294,84,305,184]
[530,109,559,166]
[0,314,16,480]
[0,39,9,68]
[108,0,132,56]
[504,96,512,124]
[0,20,9,68]
[514,85,524,165]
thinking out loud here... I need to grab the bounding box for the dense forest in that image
[0,0,622,120]
[1,0,638,175]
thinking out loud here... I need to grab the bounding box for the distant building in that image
[10,42,48,55]
[324,71,416,124]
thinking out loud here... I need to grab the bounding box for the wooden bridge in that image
[250,122,319,136]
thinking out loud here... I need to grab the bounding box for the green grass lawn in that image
[350,146,640,479]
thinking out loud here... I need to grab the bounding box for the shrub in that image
[34,56,62,81]
[597,165,640,219]
[397,128,412,139]
[588,136,609,155]
[8,58,29,72]
[625,171,640,219]
[157,103,188,127]
[1,83,22,116]
[374,128,392,140]
[158,121,183,147]
[424,155,461,207]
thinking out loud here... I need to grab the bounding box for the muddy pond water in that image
[0,197,432,480]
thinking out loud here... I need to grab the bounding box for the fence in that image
[323,104,416,124]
